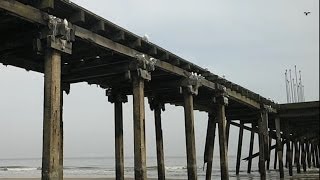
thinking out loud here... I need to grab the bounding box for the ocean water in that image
[0,156,319,179]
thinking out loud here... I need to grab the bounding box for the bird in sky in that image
[304,11,311,16]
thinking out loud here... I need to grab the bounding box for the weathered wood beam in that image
[62,64,130,83]
[42,49,63,180]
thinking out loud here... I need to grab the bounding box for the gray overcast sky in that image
[0,0,318,161]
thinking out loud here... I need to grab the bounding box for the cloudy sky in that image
[0,0,318,166]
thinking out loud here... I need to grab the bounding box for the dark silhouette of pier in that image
[0,0,319,179]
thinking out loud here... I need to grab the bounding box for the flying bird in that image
[304,12,311,16]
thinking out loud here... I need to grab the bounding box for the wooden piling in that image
[258,111,266,179]
[183,88,197,180]
[59,88,64,180]
[287,140,293,176]
[306,142,311,168]
[226,121,230,147]
[266,137,272,170]
[132,75,147,180]
[247,123,255,174]
[217,97,229,180]
[204,113,216,180]
[274,117,284,178]
[311,144,316,168]
[115,100,124,180]
[108,92,127,180]
[301,140,307,172]
[42,49,63,180]
[316,144,320,168]
[294,140,301,173]
[152,100,166,180]
[236,122,244,175]
[273,142,278,170]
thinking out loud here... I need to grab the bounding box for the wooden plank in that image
[42,49,63,180]
[183,89,198,180]
[247,123,255,174]
[217,102,229,180]
[154,102,165,180]
[204,113,216,180]
[132,75,147,180]
[236,122,244,175]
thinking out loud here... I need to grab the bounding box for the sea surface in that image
[0,156,319,179]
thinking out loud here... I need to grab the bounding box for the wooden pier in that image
[0,0,319,179]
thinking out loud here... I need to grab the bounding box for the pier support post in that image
[316,144,320,168]
[311,144,316,168]
[182,87,198,180]
[273,142,278,170]
[306,142,311,168]
[258,108,268,179]
[266,137,272,170]
[40,15,73,180]
[216,93,229,180]
[108,90,128,180]
[294,140,301,173]
[132,74,147,180]
[149,97,166,180]
[130,53,156,180]
[204,113,217,180]
[301,139,307,172]
[247,123,255,174]
[42,49,63,180]
[236,122,244,175]
[274,116,284,178]
[226,121,230,147]
[285,130,293,176]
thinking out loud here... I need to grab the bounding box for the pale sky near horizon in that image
[0,0,318,163]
